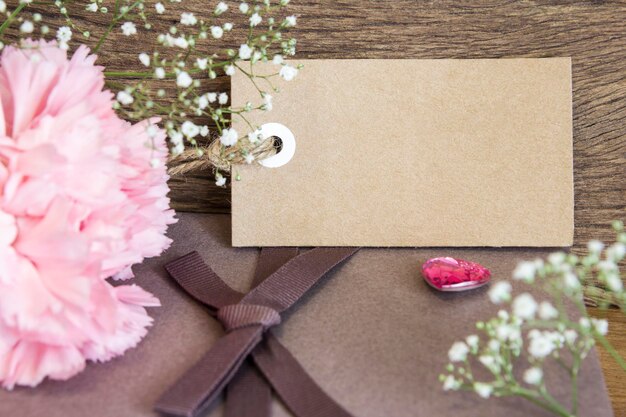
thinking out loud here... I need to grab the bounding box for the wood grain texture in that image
[5,1,626,415]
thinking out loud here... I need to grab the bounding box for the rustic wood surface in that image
[6,1,626,415]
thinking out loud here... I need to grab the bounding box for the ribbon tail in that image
[252,334,354,417]
[225,360,272,417]
[155,326,264,417]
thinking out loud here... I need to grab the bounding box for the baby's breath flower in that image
[86,2,98,12]
[239,44,253,60]
[154,67,166,79]
[218,92,228,105]
[528,331,555,359]
[442,375,460,391]
[181,121,200,138]
[512,293,537,320]
[220,128,238,146]
[285,15,297,27]
[587,239,605,254]
[215,1,228,15]
[562,271,581,291]
[523,367,543,385]
[138,53,151,67]
[488,281,512,304]
[245,153,254,164]
[121,21,137,36]
[248,128,262,143]
[176,71,193,88]
[512,261,536,282]
[225,64,236,76]
[223,22,233,31]
[155,2,165,14]
[272,54,284,65]
[19,21,34,34]
[211,26,224,39]
[239,2,249,13]
[196,58,208,70]
[207,92,217,103]
[279,64,298,81]
[538,301,558,320]
[215,174,227,187]
[473,383,492,399]
[116,90,134,106]
[0,1,6,13]
[448,341,469,362]
[250,13,262,27]
[180,12,197,26]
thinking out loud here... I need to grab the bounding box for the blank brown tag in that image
[231,59,573,247]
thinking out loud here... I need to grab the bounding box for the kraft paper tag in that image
[231,59,573,247]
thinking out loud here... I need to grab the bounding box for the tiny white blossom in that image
[225,64,236,76]
[176,71,193,88]
[220,128,239,146]
[272,54,284,65]
[563,272,581,291]
[215,1,228,15]
[587,240,604,253]
[172,142,184,155]
[20,21,34,34]
[280,0,291,4]
[442,375,459,391]
[86,2,98,12]
[0,1,6,13]
[239,44,253,60]
[181,121,200,138]
[245,153,254,164]
[180,12,197,26]
[466,335,479,350]
[262,93,273,111]
[116,90,134,106]
[448,342,469,362]
[479,355,496,369]
[197,95,209,110]
[474,383,492,399]
[138,53,151,67]
[174,36,189,49]
[523,367,543,385]
[215,175,227,187]
[538,301,559,320]
[548,251,567,267]
[248,129,262,143]
[512,293,538,320]
[146,124,159,138]
[285,15,297,27]
[218,92,229,105]
[121,22,137,36]
[279,65,298,81]
[591,318,608,336]
[528,333,554,358]
[239,2,249,13]
[56,26,72,49]
[223,22,233,31]
[607,242,626,262]
[211,26,224,39]
[606,274,623,292]
[488,281,512,304]
[196,58,208,70]
[155,2,165,14]
[200,125,210,137]
[250,13,262,26]
[564,329,578,345]
[513,261,536,282]
[154,67,166,79]
[169,130,183,145]
[207,92,217,103]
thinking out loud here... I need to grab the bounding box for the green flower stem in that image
[512,387,574,417]
[595,332,626,371]
[0,2,28,37]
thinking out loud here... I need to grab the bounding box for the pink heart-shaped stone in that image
[422,257,491,292]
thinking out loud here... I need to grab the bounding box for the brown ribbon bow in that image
[155,247,359,417]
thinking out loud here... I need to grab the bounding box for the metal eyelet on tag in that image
[257,123,296,168]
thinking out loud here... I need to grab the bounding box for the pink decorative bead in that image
[421,257,491,292]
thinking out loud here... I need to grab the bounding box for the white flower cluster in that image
[441,222,626,416]
[1,1,301,185]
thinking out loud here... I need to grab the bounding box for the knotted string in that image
[155,247,358,417]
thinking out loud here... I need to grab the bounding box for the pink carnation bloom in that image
[0,41,176,389]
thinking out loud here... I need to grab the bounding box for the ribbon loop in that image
[218,304,281,332]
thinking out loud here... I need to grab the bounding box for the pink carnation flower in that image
[0,41,176,389]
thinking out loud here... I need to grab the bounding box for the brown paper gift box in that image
[0,214,613,417]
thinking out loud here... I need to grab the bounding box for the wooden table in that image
[13,1,626,415]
